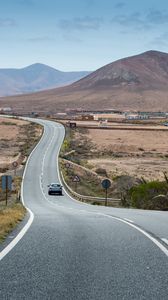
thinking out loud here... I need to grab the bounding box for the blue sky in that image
[1,0,168,71]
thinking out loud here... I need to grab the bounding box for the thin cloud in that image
[114,2,126,9]
[59,16,103,31]
[27,36,54,43]
[112,12,145,29]
[0,18,16,27]
[111,9,168,30]
[150,32,168,47]
[147,10,168,25]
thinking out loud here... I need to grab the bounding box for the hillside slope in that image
[1,51,168,113]
[72,50,168,90]
[0,63,90,96]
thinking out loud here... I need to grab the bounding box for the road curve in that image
[0,118,168,300]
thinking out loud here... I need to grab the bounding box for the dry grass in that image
[85,128,168,181]
[0,117,42,243]
[0,203,26,243]
[86,128,168,153]
[0,117,42,174]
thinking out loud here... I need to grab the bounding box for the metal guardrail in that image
[60,171,121,206]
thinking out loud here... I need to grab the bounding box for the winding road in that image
[0,118,168,300]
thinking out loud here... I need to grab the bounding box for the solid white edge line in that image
[0,209,34,261]
[51,122,168,258]
[100,214,168,258]
[124,218,134,223]
[0,118,46,261]
[161,238,168,246]
[1,118,167,261]
[53,122,168,258]
[52,121,168,258]
[55,125,91,208]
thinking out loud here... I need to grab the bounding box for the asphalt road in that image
[0,118,168,300]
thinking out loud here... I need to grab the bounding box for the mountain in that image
[1,50,168,113]
[0,63,91,96]
[71,50,168,90]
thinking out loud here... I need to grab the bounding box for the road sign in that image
[70,122,76,128]
[1,175,12,206]
[72,175,80,192]
[72,175,80,182]
[101,178,111,206]
[101,179,111,189]
[12,161,18,168]
[1,175,12,191]
[65,162,70,169]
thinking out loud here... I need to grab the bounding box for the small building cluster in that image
[0,107,12,114]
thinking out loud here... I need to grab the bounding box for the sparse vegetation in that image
[0,121,17,126]
[95,168,108,177]
[60,159,106,198]
[0,204,26,243]
[0,175,26,243]
[0,117,43,243]
[18,123,42,157]
[59,126,168,209]
[129,181,168,210]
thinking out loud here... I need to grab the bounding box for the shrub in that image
[95,168,108,177]
[129,181,168,210]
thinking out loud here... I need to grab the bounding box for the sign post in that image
[65,162,70,176]
[101,178,111,206]
[1,175,12,206]
[12,161,18,176]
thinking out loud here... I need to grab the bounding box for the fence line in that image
[60,171,121,206]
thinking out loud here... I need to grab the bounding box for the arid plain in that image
[80,127,168,182]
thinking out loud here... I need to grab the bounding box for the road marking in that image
[55,128,91,208]
[124,218,134,223]
[98,213,168,258]
[0,117,47,261]
[46,121,168,258]
[2,118,167,263]
[50,122,168,258]
[0,119,78,261]
[162,238,168,246]
[0,208,34,261]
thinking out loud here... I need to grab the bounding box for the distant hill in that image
[1,50,168,113]
[0,63,91,96]
[71,50,168,90]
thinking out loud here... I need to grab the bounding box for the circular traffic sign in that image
[101,178,111,189]
[12,161,18,168]
[65,162,70,169]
